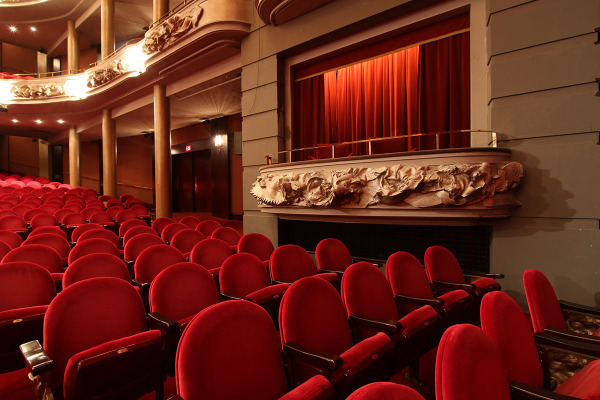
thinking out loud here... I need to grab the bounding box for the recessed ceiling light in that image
[11,119,18,123]
[35,119,42,124]
[9,26,17,32]
[30,27,37,32]
[57,119,64,124]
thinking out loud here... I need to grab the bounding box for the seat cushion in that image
[278,374,332,400]
[439,289,471,305]
[554,359,600,400]
[472,277,500,291]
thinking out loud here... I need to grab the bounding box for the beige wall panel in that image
[242,110,281,141]
[243,211,279,246]
[488,0,599,56]
[241,56,278,92]
[491,83,599,138]
[242,83,279,117]
[489,0,532,14]
[490,34,600,99]
[505,132,599,219]
[243,167,262,212]
[242,136,282,167]
[491,217,600,307]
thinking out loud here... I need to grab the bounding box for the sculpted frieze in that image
[87,60,126,88]
[10,82,65,99]
[142,6,203,54]
[252,162,523,209]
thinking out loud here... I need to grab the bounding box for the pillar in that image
[69,127,81,187]
[154,84,172,218]
[153,0,169,23]
[102,109,117,196]
[67,20,79,74]
[101,0,115,60]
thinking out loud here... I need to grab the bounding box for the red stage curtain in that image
[293,75,325,160]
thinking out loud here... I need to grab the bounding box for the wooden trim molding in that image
[255,0,337,25]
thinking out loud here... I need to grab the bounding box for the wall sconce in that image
[214,134,223,153]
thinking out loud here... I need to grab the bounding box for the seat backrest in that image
[77,228,121,249]
[316,238,353,273]
[170,229,205,254]
[134,244,184,283]
[386,251,436,301]
[151,217,174,234]
[23,208,48,222]
[23,233,71,259]
[0,215,27,230]
[29,226,67,240]
[280,276,354,356]
[161,223,189,243]
[220,253,271,298]
[210,227,242,246]
[0,240,10,260]
[424,246,466,284]
[195,220,221,237]
[43,277,148,391]
[179,216,201,229]
[176,301,289,400]
[436,324,510,400]
[149,263,219,323]
[346,382,425,400]
[123,225,157,245]
[63,253,130,288]
[71,223,104,242]
[0,262,56,311]
[0,230,23,249]
[115,209,137,223]
[89,211,113,224]
[523,269,567,332]
[68,238,120,265]
[61,212,87,227]
[189,238,232,270]
[270,244,317,283]
[237,233,274,262]
[3,244,63,273]
[480,291,543,388]
[129,204,149,217]
[341,262,399,323]
[30,213,59,228]
[124,233,165,262]
[118,219,147,237]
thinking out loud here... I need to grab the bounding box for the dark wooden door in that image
[193,150,211,212]
[172,152,194,212]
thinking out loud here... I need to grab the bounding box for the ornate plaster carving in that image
[87,60,126,88]
[142,6,204,55]
[10,82,65,99]
[251,162,523,209]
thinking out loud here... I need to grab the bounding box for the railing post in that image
[368,141,372,155]
[331,145,335,158]
[436,133,440,149]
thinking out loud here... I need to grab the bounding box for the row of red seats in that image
[0,72,34,80]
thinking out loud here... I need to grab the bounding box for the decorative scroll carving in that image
[567,313,600,336]
[142,6,204,54]
[547,349,595,390]
[10,82,65,99]
[87,60,126,88]
[251,162,523,209]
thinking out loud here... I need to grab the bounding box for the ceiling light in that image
[30,27,36,32]
[57,119,64,124]
[11,119,18,123]
[35,119,42,124]
[9,26,17,32]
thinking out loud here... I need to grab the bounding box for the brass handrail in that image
[266,129,498,165]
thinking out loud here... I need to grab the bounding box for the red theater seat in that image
[151,217,174,235]
[189,238,233,285]
[279,276,394,397]
[70,223,104,242]
[179,216,201,229]
[68,238,119,265]
[77,228,121,250]
[124,233,165,265]
[23,233,71,264]
[315,238,354,275]
[481,291,600,399]
[170,229,205,258]
[123,225,157,245]
[195,220,221,237]
[133,244,185,307]
[118,219,148,238]
[270,244,339,286]
[20,277,163,400]
[63,253,130,288]
[524,269,600,341]
[3,244,64,289]
[30,213,60,228]
[386,251,473,327]
[160,222,188,244]
[29,226,67,240]
[210,226,242,252]
[341,261,442,382]
[346,382,425,400]
[173,300,333,400]
[237,232,274,269]
[0,230,23,249]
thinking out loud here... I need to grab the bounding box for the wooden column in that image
[101,0,115,60]
[67,20,79,74]
[69,127,81,187]
[154,84,172,218]
[102,109,117,196]
[153,0,169,23]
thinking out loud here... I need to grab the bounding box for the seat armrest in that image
[20,340,54,376]
[534,331,600,358]
[220,292,245,301]
[431,280,475,293]
[272,279,291,285]
[283,342,342,373]
[148,312,179,335]
[543,327,600,345]
[463,270,504,279]
[394,293,444,311]
[317,269,344,279]
[509,380,579,399]
[131,279,150,292]
[279,374,333,400]
[349,313,400,337]
[559,300,600,317]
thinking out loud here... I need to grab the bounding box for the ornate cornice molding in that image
[86,59,126,88]
[10,82,65,99]
[142,5,203,55]
[252,161,523,209]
